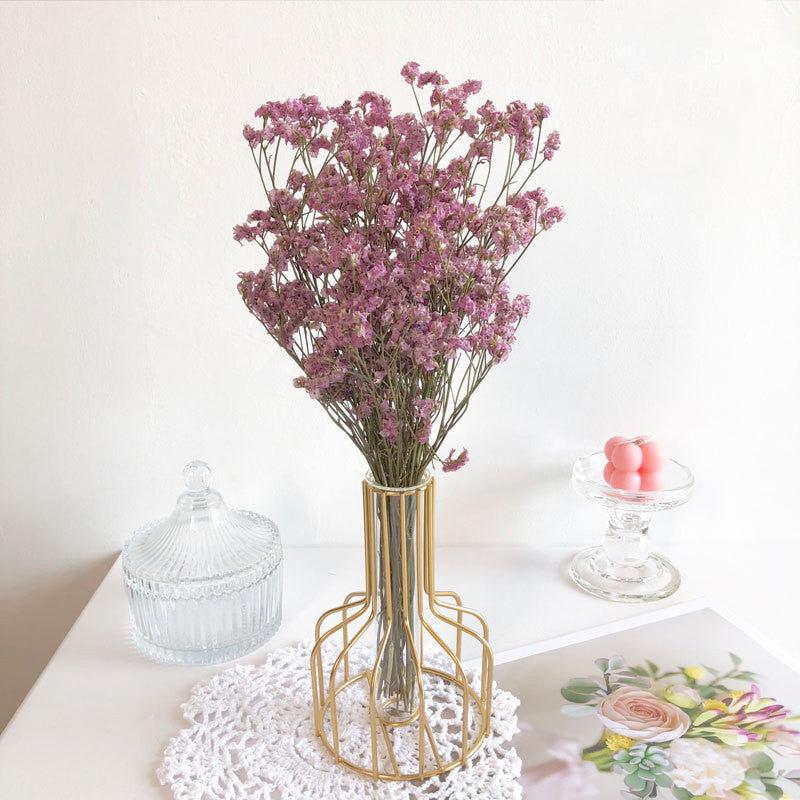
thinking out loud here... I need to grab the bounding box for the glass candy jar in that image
[122,461,282,664]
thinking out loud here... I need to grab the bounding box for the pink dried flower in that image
[540,206,566,230]
[400,61,420,85]
[542,131,561,160]
[442,448,469,473]
[418,70,448,88]
[234,63,564,485]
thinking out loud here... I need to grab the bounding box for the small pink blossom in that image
[442,448,469,472]
[400,61,420,85]
[542,130,561,161]
[418,70,448,88]
[539,205,566,230]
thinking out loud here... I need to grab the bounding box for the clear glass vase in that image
[368,475,423,724]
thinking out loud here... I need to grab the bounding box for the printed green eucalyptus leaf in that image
[764,781,783,800]
[608,655,627,672]
[560,686,597,703]
[615,669,644,680]
[616,676,652,688]
[744,768,766,793]
[595,658,610,673]
[729,652,742,668]
[565,678,604,692]
[750,752,774,774]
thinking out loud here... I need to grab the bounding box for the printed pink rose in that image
[596,686,691,743]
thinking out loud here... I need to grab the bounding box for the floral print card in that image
[493,604,800,800]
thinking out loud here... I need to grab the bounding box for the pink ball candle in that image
[604,435,627,462]
[611,442,643,472]
[640,440,667,473]
[601,434,669,492]
[640,470,666,492]
[609,469,641,491]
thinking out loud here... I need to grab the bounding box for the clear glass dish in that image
[121,461,282,664]
[569,452,694,603]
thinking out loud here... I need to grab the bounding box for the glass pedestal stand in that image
[570,453,694,603]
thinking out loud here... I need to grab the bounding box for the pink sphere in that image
[609,469,641,491]
[604,435,627,462]
[603,461,615,485]
[640,440,667,472]
[611,442,643,472]
[640,470,666,492]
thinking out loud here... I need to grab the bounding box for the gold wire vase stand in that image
[310,474,494,781]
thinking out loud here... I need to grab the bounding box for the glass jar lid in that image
[121,460,281,592]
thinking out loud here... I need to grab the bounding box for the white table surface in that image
[1,543,797,798]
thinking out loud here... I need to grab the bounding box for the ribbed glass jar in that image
[121,461,282,665]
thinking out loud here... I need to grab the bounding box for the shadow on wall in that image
[0,551,118,734]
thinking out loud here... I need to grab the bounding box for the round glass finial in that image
[182,460,213,492]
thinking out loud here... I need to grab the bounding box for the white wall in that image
[1,0,798,731]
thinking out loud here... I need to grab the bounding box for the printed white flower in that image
[669,738,749,799]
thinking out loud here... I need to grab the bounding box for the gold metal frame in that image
[310,476,494,781]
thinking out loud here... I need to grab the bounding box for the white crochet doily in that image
[158,640,522,800]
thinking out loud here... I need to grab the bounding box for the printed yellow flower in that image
[729,690,745,700]
[703,699,727,712]
[684,666,705,681]
[605,734,634,751]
